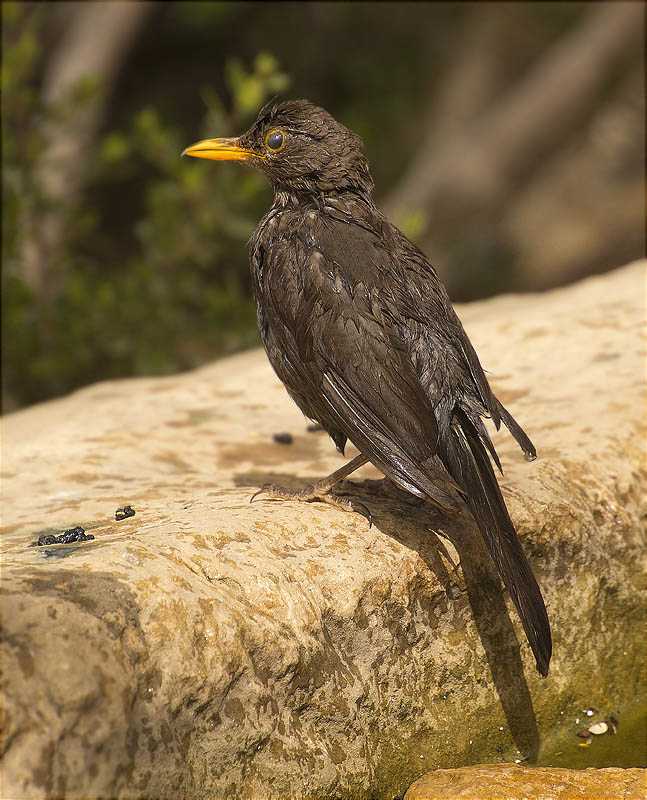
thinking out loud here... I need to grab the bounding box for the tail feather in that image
[497,401,537,460]
[466,410,502,473]
[443,407,552,676]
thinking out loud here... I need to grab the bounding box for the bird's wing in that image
[314,310,465,512]
[393,229,536,460]
[258,215,463,511]
[258,210,551,675]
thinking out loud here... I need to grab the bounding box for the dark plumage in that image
[183,99,552,676]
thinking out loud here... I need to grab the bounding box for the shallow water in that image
[538,703,646,769]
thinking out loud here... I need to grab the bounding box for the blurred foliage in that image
[2,3,291,409]
[1,1,643,411]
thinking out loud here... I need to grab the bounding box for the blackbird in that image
[183,99,552,676]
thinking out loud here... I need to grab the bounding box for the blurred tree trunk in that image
[21,0,153,298]
[502,65,645,289]
[415,5,510,156]
[384,1,644,294]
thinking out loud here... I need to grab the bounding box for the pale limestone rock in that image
[404,764,646,799]
[2,261,645,798]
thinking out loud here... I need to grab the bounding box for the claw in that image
[250,485,269,503]
[354,501,373,527]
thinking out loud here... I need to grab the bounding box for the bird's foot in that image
[250,482,372,526]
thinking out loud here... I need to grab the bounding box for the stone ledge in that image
[2,261,645,798]
[404,764,646,800]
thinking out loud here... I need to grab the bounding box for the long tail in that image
[442,407,552,676]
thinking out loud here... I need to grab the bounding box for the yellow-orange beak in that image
[181,137,264,162]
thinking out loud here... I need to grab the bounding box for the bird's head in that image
[183,99,374,198]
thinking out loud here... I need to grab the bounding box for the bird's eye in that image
[265,130,285,152]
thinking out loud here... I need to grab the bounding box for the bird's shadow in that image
[234,470,540,761]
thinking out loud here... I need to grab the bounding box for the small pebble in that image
[31,535,55,547]
[589,722,608,735]
[121,551,141,567]
[115,505,136,521]
[273,432,293,445]
[30,526,95,547]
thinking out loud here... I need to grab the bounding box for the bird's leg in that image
[250,454,373,524]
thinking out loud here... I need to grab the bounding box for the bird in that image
[183,99,552,676]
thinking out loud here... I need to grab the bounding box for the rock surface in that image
[2,262,645,798]
[404,764,646,799]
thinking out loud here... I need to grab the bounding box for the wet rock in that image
[2,262,645,799]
